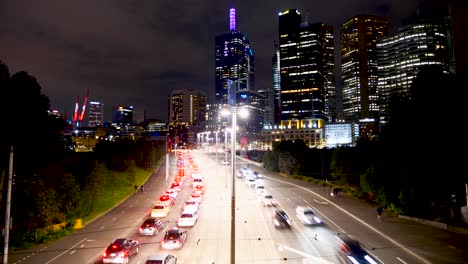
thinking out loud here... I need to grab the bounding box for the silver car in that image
[145,253,177,264]
[161,227,187,250]
[296,206,323,225]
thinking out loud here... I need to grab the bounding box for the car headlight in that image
[347,256,360,264]
[364,255,378,264]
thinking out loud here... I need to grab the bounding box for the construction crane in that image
[73,89,89,127]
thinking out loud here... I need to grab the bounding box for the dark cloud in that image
[1,0,420,121]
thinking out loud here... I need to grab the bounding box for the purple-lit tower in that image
[213,8,264,133]
[215,7,254,104]
[229,8,236,31]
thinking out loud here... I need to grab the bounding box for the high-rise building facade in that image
[214,8,255,105]
[341,15,388,122]
[272,41,281,127]
[88,101,104,127]
[112,105,133,125]
[278,9,335,129]
[377,11,450,123]
[168,89,207,130]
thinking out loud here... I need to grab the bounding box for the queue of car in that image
[100,149,378,264]
[101,149,205,264]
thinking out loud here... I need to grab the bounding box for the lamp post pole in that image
[224,128,228,163]
[230,112,237,264]
[3,146,13,264]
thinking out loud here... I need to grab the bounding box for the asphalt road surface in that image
[5,149,467,264]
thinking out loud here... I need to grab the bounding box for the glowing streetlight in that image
[221,106,248,264]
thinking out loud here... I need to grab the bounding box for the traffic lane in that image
[261,186,341,264]
[235,174,285,263]
[260,173,463,263]
[8,178,160,264]
[135,152,231,263]
[236,173,337,263]
[272,185,417,264]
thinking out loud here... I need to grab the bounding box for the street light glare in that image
[238,108,249,118]
[221,108,230,116]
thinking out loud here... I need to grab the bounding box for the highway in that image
[6,149,467,263]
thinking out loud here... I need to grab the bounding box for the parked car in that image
[161,227,188,250]
[138,218,165,236]
[296,206,323,225]
[102,238,139,264]
[273,210,292,228]
[145,253,177,264]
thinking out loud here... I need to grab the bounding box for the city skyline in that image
[1,0,425,121]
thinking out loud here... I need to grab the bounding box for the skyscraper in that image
[88,101,104,127]
[272,41,281,126]
[168,89,207,128]
[112,105,133,125]
[377,10,450,123]
[341,15,388,122]
[278,9,335,129]
[215,8,255,105]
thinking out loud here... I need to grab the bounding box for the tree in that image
[57,173,81,220]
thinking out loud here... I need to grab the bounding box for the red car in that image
[158,194,174,207]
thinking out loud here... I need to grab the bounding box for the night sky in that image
[1,0,424,121]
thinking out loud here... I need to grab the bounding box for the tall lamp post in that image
[221,106,248,264]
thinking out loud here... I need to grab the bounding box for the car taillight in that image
[139,227,143,232]
[102,252,107,257]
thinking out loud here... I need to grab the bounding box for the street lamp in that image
[221,106,248,264]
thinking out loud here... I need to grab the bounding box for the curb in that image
[398,215,468,235]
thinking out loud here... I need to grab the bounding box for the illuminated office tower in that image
[88,101,104,127]
[215,7,255,105]
[272,41,281,126]
[377,10,450,123]
[278,9,335,128]
[168,89,207,128]
[341,15,388,123]
[112,105,133,125]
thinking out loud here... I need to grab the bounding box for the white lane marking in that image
[313,199,328,205]
[112,217,117,221]
[397,257,409,264]
[267,176,432,264]
[44,238,87,264]
[276,242,335,264]
[100,226,104,230]
[69,250,76,254]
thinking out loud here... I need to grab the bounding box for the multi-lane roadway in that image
[6,149,467,263]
